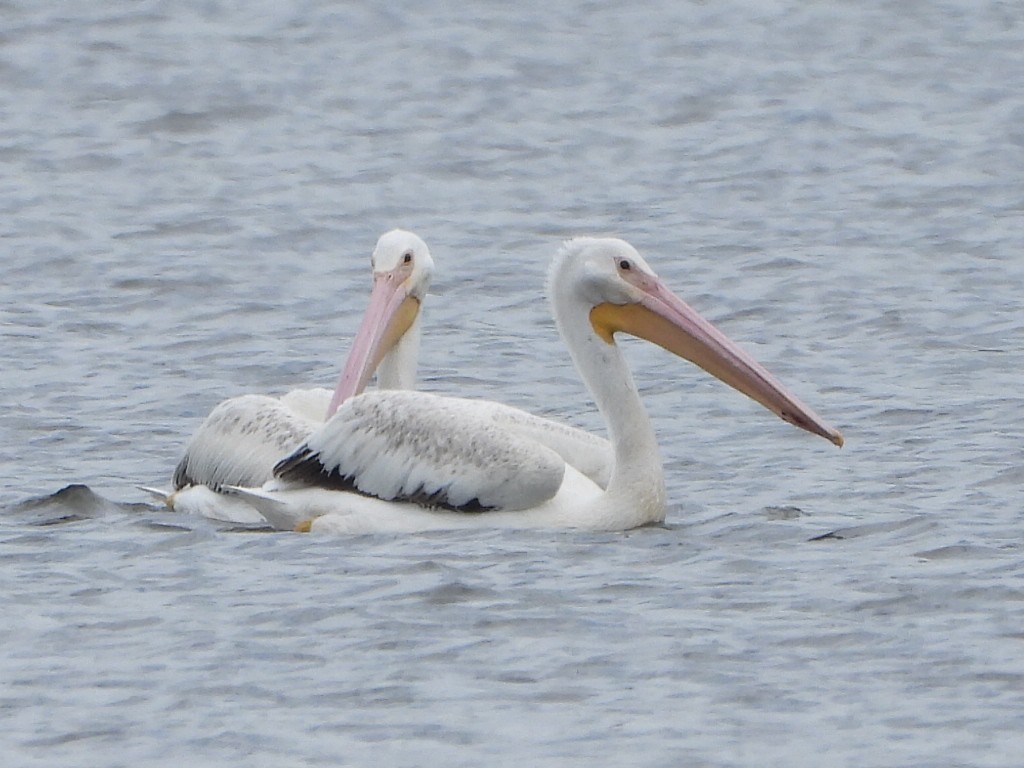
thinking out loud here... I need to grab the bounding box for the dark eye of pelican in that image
[403,252,413,264]
[619,259,631,271]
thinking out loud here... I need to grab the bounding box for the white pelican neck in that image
[550,260,667,527]
[375,310,421,391]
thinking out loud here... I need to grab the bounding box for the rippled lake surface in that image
[2,1,1023,765]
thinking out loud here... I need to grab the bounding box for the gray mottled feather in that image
[273,390,567,512]
[174,394,318,490]
[476,401,612,489]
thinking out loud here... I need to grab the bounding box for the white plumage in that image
[172,393,324,491]
[273,390,567,511]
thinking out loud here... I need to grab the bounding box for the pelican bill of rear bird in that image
[227,237,842,534]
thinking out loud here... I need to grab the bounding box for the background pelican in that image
[143,229,433,520]
[230,237,843,533]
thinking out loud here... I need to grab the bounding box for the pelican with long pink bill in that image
[139,229,435,520]
[229,237,843,533]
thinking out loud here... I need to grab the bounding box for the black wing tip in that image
[274,447,364,495]
[172,457,192,491]
[272,445,315,480]
[404,486,493,514]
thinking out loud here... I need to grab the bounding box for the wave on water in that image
[3,484,280,536]
[2,484,156,526]
[0,485,227,534]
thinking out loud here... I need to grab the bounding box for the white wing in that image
[272,390,567,512]
[474,401,611,489]
[173,394,320,490]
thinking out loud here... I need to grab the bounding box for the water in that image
[2,1,1022,765]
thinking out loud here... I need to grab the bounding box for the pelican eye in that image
[403,252,413,264]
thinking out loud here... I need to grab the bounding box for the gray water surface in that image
[2,1,1022,766]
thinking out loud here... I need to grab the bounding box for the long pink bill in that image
[326,268,420,418]
[594,273,843,447]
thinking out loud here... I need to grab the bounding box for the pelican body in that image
[229,238,842,533]
[148,229,434,520]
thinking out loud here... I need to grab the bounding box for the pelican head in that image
[371,229,434,301]
[326,229,434,417]
[552,237,844,447]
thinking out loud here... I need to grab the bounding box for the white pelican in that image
[142,229,435,520]
[229,237,843,533]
